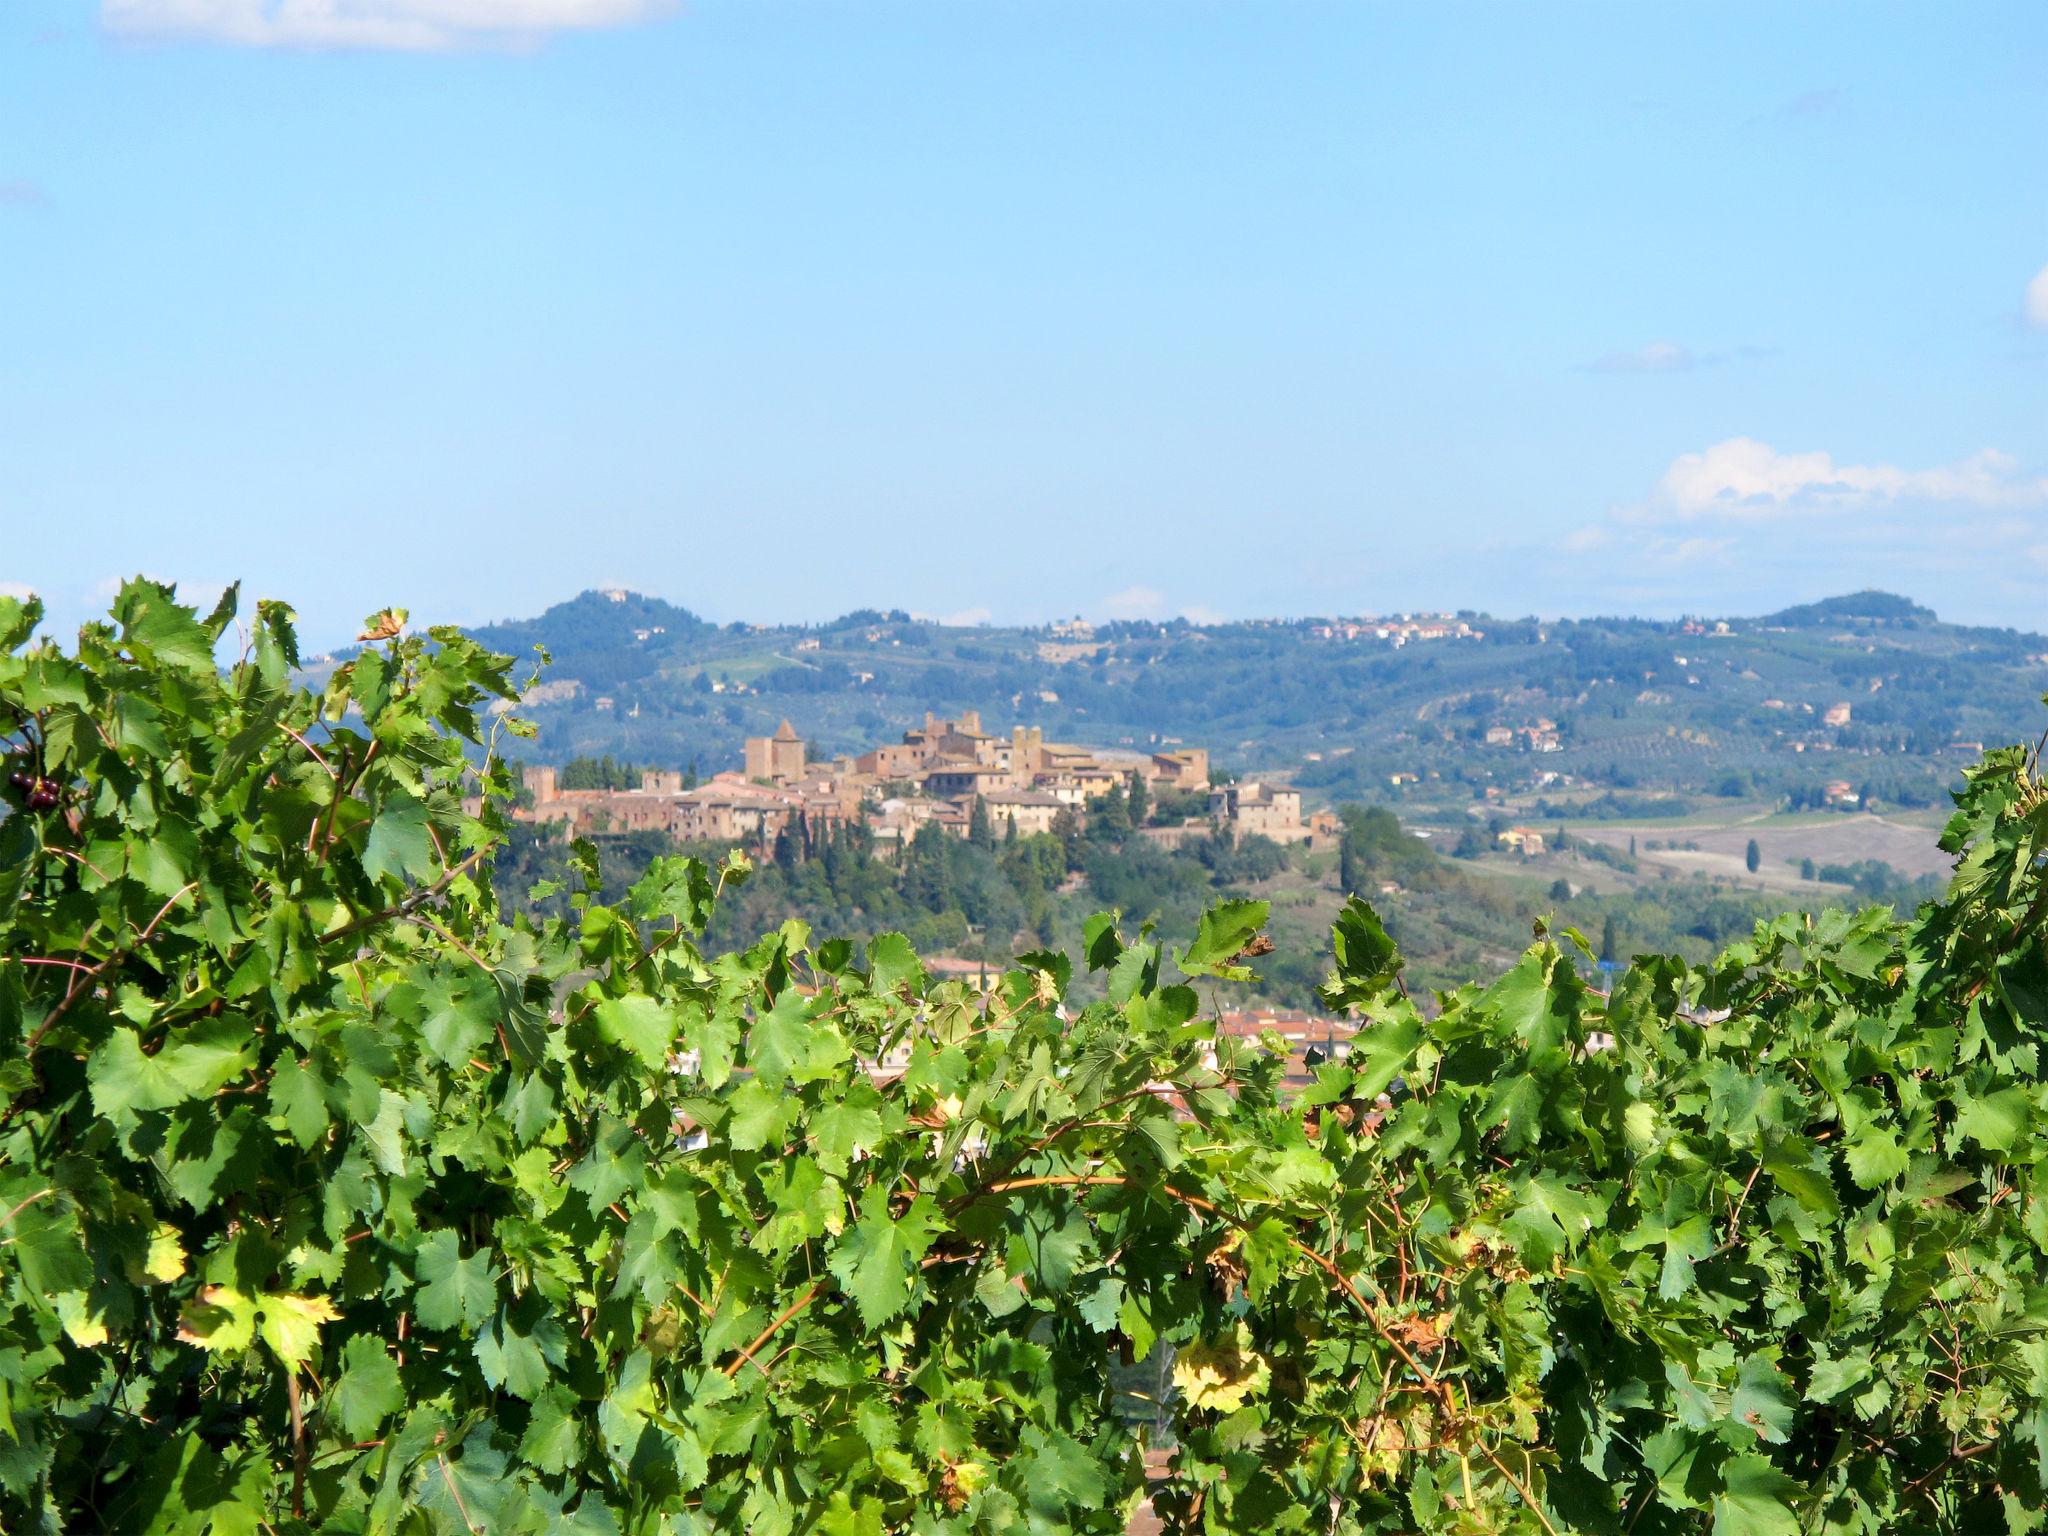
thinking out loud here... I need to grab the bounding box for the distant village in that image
[515,710,1321,851]
[1310,612,1484,646]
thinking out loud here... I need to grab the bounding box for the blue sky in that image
[4,1,2046,647]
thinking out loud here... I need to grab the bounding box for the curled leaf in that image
[1173,1324,1270,1413]
[1204,1230,1247,1302]
[937,1458,988,1511]
[357,607,408,642]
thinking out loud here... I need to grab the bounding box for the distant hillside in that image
[469,590,2048,816]
[471,589,712,692]
[1764,591,1937,629]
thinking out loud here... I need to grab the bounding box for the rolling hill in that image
[468,587,2048,817]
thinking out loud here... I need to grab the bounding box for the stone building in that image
[1209,780,1306,844]
[984,789,1066,837]
[743,720,807,785]
[1149,747,1210,790]
[922,762,1022,798]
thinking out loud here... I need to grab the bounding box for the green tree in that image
[903,821,953,911]
[560,752,642,790]
[1127,770,1149,827]
[1746,837,1761,873]
[969,793,993,848]
[1599,911,1619,962]
[1051,806,1081,868]
[1091,781,1131,839]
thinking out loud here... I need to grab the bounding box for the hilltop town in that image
[467,588,2048,832]
[515,710,1313,852]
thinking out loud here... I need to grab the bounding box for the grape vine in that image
[0,581,2045,1534]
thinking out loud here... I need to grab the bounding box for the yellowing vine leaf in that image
[177,1286,258,1352]
[258,1292,341,1365]
[1172,1324,1270,1413]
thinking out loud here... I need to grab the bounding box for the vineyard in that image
[3,581,2048,1533]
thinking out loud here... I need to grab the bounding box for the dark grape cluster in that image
[7,772,62,811]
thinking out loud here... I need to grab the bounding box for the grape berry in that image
[7,772,62,811]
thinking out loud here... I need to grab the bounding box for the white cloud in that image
[1641,437,2048,521]
[1095,587,1228,625]
[913,607,992,628]
[1585,341,1698,375]
[100,0,675,51]
[1582,340,1775,375]
[2026,262,2048,328]
[1666,536,1733,565]
[1099,585,1167,621]
[1529,436,2048,624]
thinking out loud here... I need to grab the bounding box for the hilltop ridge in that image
[1763,591,1939,629]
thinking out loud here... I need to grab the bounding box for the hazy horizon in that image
[3,571,2041,661]
[46,577,2030,660]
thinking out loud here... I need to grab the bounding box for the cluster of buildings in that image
[515,711,1308,850]
[1483,717,1562,752]
[1312,613,1484,646]
[1769,700,1868,760]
